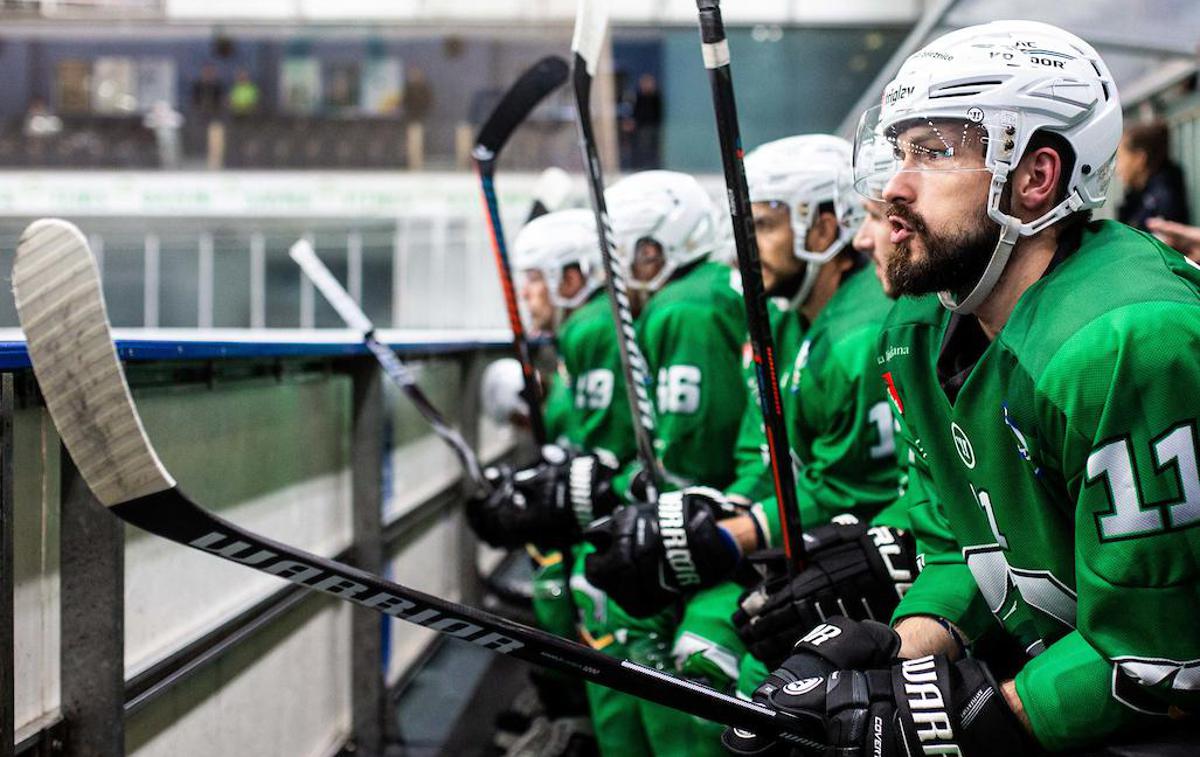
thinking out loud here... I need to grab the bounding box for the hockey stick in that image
[473,56,570,446]
[694,0,806,573]
[288,239,487,491]
[12,218,818,747]
[571,0,665,496]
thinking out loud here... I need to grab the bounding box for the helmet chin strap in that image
[938,218,1021,314]
[938,166,1085,315]
[785,263,823,313]
[554,278,603,310]
[784,220,845,312]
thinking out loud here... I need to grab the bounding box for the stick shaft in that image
[696,0,806,571]
[571,19,664,494]
[475,162,550,445]
[290,240,488,489]
[111,490,812,743]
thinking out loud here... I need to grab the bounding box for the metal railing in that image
[4,335,518,757]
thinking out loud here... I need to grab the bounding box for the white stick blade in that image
[571,0,609,75]
[13,218,175,506]
[532,167,574,214]
[288,239,374,333]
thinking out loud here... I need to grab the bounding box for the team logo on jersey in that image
[951,422,976,469]
[742,341,754,369]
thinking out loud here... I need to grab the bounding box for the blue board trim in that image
[0,332,523,370]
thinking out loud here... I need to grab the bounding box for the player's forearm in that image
[718,512,764,553]
[893,614,967,660]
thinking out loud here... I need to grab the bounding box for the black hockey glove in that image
[722,615,900,755]
[733,516,919,668]
[582,487,745,618]
[725,636,1034,757]
[465,446,622,551]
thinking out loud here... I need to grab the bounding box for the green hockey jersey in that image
[637,260,748,488]
[785,266,903,528]
[557,291,637,463]
[726,298,807,508]
[732,267,904,544]
[880,221,1200,751]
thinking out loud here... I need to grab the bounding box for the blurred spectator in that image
[192,63,224,118]
[625,73,662,169]
[23,97,62,138]
[1146,218,1200,265]
[404,67,434,125]
[1117,120,1190,231]
[144,100,184,168]
[228,69,260,116]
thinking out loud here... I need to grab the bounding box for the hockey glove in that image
[465,446,622,551]
[582,487,744,618]
[734,516,919,668]
[722,615,900,755]
[725,642,1033,757]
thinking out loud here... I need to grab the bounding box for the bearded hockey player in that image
[730,148,945,674]
[727,20,1200,756]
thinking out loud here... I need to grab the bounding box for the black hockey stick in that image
[694,0,806,573]
[571,0,665,496]
[12,218,820,748]
[473,56,570,446]
[289,239,488,491]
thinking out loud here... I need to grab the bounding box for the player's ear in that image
[1011,146,1063,221]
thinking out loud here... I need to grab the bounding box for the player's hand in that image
[582,487,744,617]
[725,628,1031,757]
[1146,217,1200,258]
[464,446,621,550]
[733,516,919,668]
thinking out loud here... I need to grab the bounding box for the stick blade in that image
[289,239,374,333]
[472,55,569,160]
[571,0,609,75]
[13,218,175,506]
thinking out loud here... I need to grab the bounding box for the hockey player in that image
[727,21,1200,756]
[609,169,754,754]
[468,208,631,629]
[583,144,907,751]
[466,206,685,755]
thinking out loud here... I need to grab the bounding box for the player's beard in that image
[885,202,996,299]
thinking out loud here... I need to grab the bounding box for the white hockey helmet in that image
[512,208,604,310]
[481,358,529,426]
[745,134,860,306]
[853,20,1121,313]
[604,170,721,292]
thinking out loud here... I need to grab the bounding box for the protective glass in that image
[854,104,996,202]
